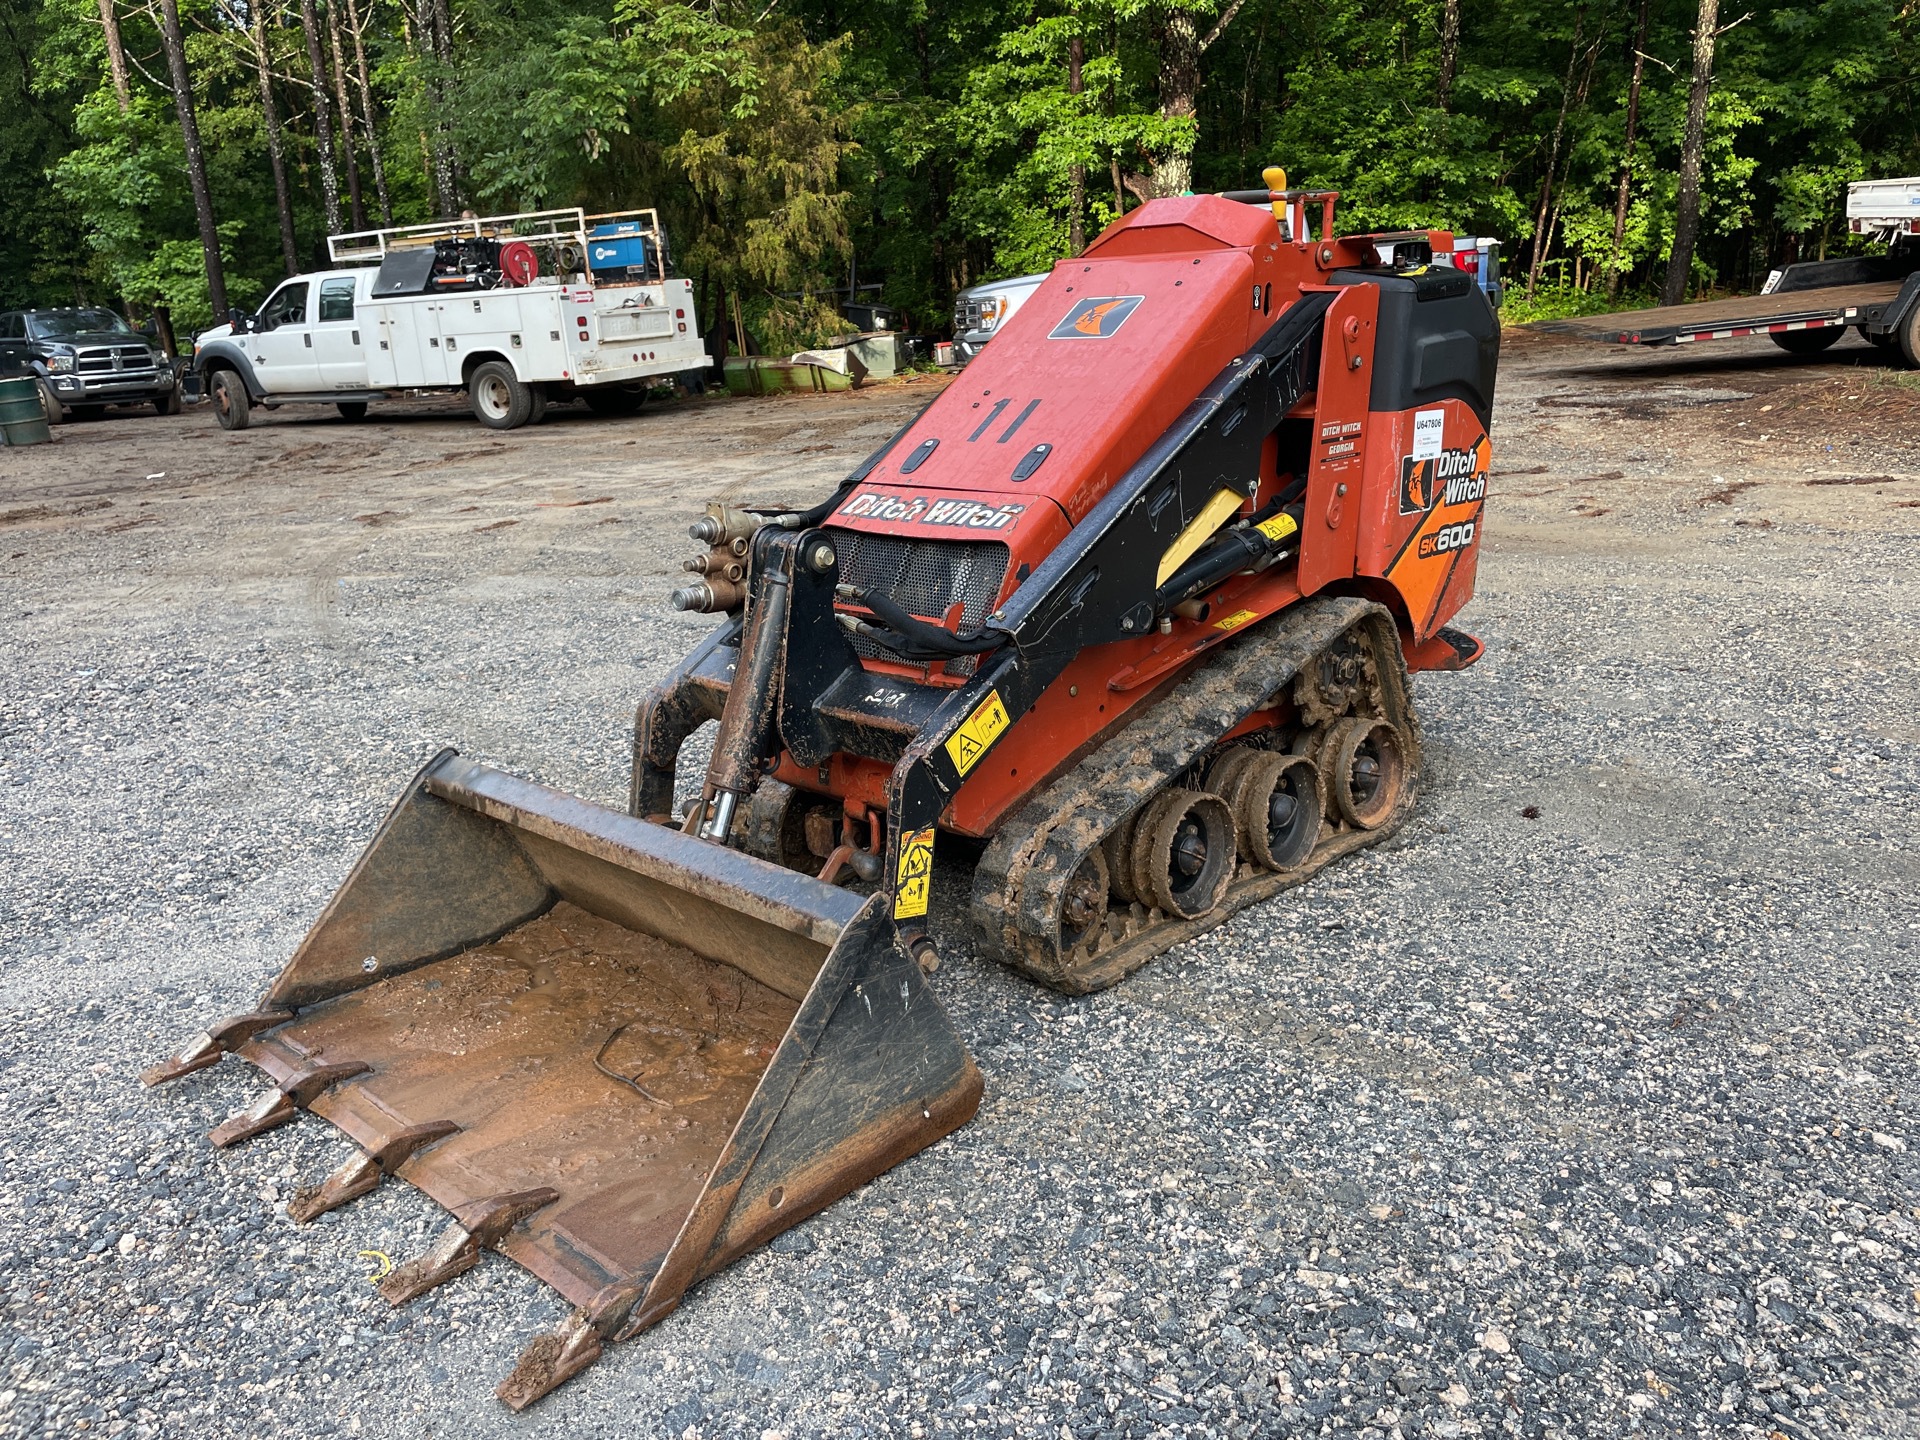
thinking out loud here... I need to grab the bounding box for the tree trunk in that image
[1663,0,1720,306]
[298,0,343,236]
[155,0,228,319]
[97,0,131,110]
[1068,32,1085,253]
[325,0,367,231]
[425,0,462,216]
[1148,0,1248,198]
[1524,8,1585,298]
[1436,0,1460,112]
[250,1,301,274]
[1149,11,1199,197]
[1608,0,1651,298]
[344,0,392,224]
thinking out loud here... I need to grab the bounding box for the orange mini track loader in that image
[145,172,1499,1407]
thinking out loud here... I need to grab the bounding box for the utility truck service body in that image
[189,208,708,430]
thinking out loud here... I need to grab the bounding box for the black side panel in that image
[374,249,440,296]
[1336,269,1499,428]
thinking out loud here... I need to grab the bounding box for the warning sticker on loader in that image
[945,689,1011,776]
[1255,512,1299,543]
[894,827,936,919]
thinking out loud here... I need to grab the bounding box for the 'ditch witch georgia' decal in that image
[1385,432,1491,634]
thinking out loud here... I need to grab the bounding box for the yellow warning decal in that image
[1213,608,1259,632]
[944,689,1011,776]
[1255,511,1298,543]
[894,826,935,919]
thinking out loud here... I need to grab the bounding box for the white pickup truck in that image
[188,208,709,430]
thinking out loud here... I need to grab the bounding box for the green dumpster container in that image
[0,376,51,447]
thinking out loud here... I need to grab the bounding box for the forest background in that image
[2,0,1916,352]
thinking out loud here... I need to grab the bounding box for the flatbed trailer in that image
[1533,257,1920,366]
[1534,176,1920,368]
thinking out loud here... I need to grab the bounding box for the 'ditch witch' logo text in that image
[1399,437,1490,516]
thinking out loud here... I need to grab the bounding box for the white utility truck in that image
[187,208,708,430]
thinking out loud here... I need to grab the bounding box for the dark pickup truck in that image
[0,307,180,423]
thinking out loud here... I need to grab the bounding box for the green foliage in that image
[2,0,1916,336]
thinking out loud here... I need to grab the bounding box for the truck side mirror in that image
[228,307,253,334]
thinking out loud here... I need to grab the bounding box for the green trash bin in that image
[0,376,52,447]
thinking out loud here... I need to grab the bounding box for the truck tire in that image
[1900,299,1920,370]
[154,387,181,417]
[37,380,65,425]
[337,401,369,421]
[211,369,251,431]
[1769,326,1842,355]
[526,386,549,425]
[469,361,532,429]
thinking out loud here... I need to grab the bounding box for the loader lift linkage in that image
[145,170,1500,1407]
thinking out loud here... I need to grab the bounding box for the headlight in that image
[978,298,1002,323]
[46,352,75,372]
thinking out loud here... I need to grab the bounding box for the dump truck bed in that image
[1532,280,1901,346]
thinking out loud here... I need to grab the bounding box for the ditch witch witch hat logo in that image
[1049,295,1144,340]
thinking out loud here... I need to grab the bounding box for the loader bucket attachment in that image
[150,750,981,1407]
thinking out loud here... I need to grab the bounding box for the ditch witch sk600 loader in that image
[144,173,1498,1407]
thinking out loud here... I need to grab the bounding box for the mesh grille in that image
[829,527,1010,675]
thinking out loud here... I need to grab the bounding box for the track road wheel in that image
[336,401,368,421]
[210,370,250,431]
[1327,718,1408,830]
[1104,820,1141,905]
[1769,327,1842,355]
[1233,752,1324,871]
[1059,847,1111,949]
[1131,789,1236,920]
[469,360,532,429]
[1205,747,1262,807]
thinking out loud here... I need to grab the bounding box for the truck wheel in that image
[526,386,549,425]
[1769,326,1842,355]
[211,370,251,430]
[469,361,532,429]
[1899,301,1920,370]
[337,401,369,421]
[38,380,65,425]
[153,387,181,417]
[582,385,645,417]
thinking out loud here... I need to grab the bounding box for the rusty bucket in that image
[143,750,981,1407]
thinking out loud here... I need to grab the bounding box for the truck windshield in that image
[30,310,135,339]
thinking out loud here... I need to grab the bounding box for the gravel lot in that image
[1,335,1917,1440]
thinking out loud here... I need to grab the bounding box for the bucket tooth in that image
[288,1152,379,1223]
[141,1009,295,1088]
[378,1187,560,1307]
[497,1283,641,1412]
[210,1087,294,1148]
[207,1060,370,1149]
[287,1121,460,1225]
